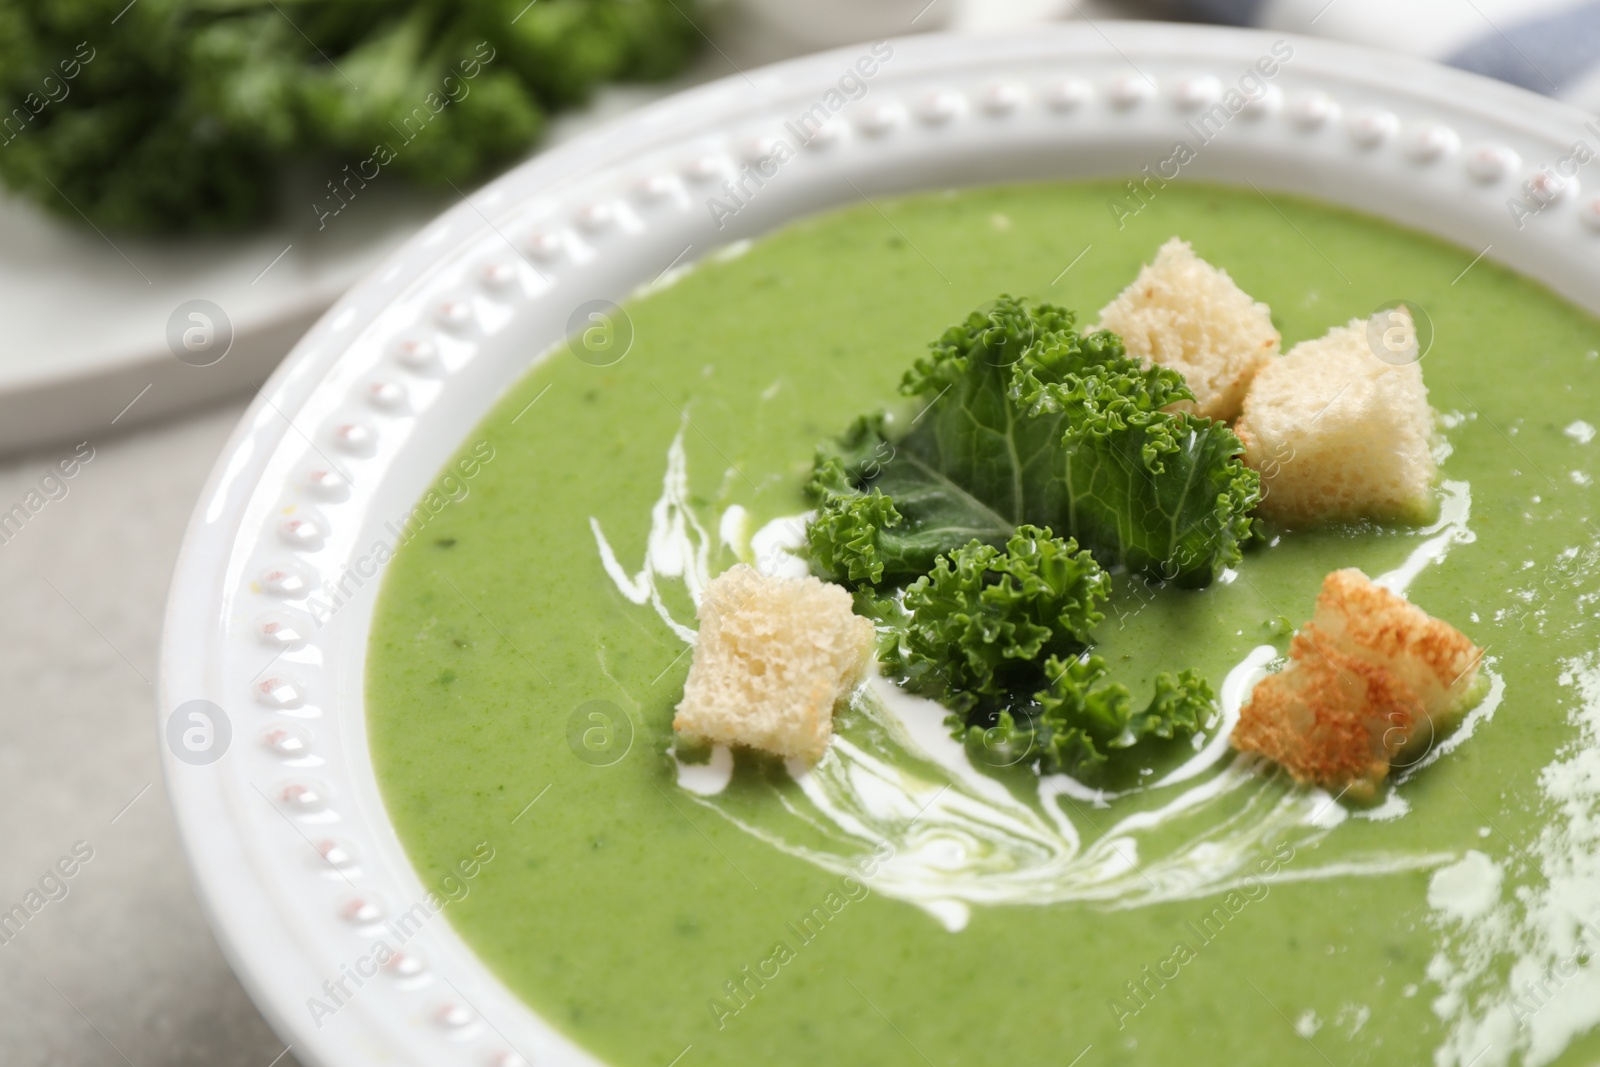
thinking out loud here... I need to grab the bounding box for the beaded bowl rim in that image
[160,22,1600,1067]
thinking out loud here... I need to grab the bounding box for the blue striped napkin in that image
[1175,0,1600,112]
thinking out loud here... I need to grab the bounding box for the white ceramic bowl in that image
[159,23,1600,1067]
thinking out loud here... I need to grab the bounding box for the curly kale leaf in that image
[805,295,1259,588]
[802,295,1235,776]
[875,526,1212,777]
[805,299,1082,587]
[1013,341,1260,587]
[963,657,1215,777]
[887,526,1110,713]
[807,476,904,587]
[807,414,1016,586]
[894,295,1122,522]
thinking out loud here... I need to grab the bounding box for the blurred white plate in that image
[0,180,441,453]
[0,80,713,455]
[160,23,1600,1067]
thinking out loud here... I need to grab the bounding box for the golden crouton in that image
[1235,311,1437,527]
[1309,569,1483,727]
[1096,237,1280,423]
[1231,631,1424,800]
[673,564,875,761]
[1231,569,1483,800]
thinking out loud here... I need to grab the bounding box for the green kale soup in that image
[366,181,1600,1067]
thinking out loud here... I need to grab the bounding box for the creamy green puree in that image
[367,182,1600,1067]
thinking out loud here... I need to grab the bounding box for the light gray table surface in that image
[0,400,299,1067]
[0,4,1159,1063]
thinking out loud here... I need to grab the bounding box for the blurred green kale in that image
[0,0,703,232]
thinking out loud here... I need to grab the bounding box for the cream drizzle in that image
[589,422,707,643]
[1425,655,1600,1067]
[598,432,1484,932]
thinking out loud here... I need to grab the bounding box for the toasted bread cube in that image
[1235,311,1436,527]
[1231,630,1422,801]
[1310,568,1484,728]
[1231,569,1483,800]
[1096,237,1280,422]
[673,564,874,761]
